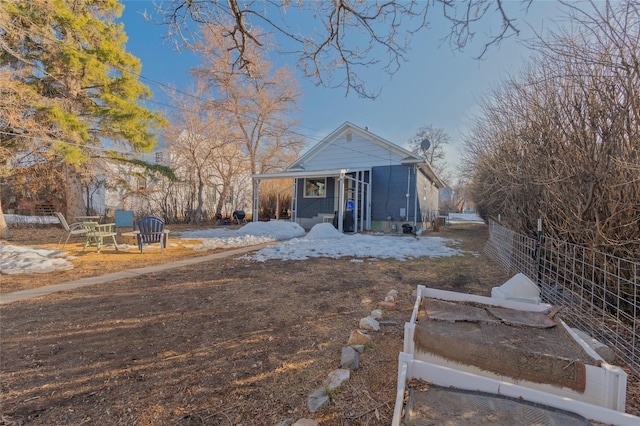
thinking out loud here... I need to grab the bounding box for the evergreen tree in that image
[0,0,165,228]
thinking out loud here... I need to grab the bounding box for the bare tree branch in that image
[152,0,532,99]
[465,0,640,259]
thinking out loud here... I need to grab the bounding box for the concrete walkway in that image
[0,243,269,305]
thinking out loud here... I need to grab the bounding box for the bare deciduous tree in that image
[440,177,473,214]
[163,85,232,224]
[159,19,302,223]
[154,0,534,99]
[408,124,450,183]
[464,0,640,259]
[193,22,304,176]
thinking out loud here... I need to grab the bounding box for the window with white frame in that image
[304,177,326,198]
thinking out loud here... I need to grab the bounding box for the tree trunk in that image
[0,197,10,239]
[216,180,232,217]
[65,165,86,220]
[195,179,204,226]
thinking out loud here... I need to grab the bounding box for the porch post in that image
[413,165,418,229]
[338,172,345,233]
[292,179,298,223]
[406,167,411,222]
[353,171,359,234]
[252,178,260,222]
[367,169,372,230]
[359,171,365,232]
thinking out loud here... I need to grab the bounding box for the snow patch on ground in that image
[1,218,465,274]
[0,244,72,274]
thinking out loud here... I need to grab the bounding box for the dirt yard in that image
[1,222,638,425]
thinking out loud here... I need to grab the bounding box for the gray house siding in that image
[252,122,444,231]
[286,165,439,226]
[416,171,438,222]
[371,165,417,221]
[296,170,372,228]
[296,177,337,218]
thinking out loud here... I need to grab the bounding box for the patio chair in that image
[114,210,135,233]
[55,212,87,249]
[82,221,119,252]
[136,216,168,253]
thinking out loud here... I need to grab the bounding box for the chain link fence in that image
[485,220,639,381]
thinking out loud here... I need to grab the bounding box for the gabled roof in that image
[286,121,421,171]
[282,121,446,189]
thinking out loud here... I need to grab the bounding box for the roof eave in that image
[408,160,447,189]
[253,168,349,180]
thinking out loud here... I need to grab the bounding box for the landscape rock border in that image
[293,289,401,421]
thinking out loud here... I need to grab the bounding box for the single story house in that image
[252,122,446,232]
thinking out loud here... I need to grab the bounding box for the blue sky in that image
[118,1,564,179]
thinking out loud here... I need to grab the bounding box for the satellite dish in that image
[420,139,431,151]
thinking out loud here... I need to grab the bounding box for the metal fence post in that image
[535,218,542,288]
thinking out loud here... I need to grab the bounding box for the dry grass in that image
[1,222,637,425]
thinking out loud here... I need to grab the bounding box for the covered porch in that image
[252,168,371,233]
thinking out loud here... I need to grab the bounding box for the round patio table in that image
[75,215,102,223]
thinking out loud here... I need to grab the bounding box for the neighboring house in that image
[96,149,252,220]
[0,148,158,217]
[252,122,446,232]
[91,151,170,216]
[4,144,251,220]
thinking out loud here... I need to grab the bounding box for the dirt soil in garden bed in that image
[1,222,638,425]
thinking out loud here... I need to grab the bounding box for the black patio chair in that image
[136,216,168,253]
